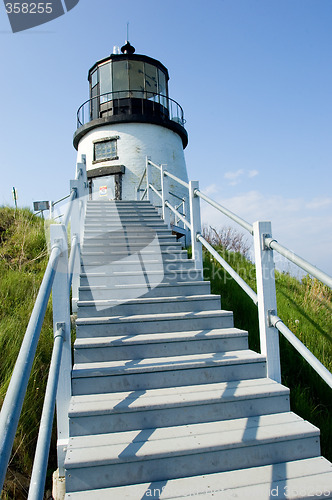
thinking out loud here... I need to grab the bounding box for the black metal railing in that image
[77,91,185,128]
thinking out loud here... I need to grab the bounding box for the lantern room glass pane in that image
[145,63,158,97]
[100,62,112,103]
[158,69,167,107]
[129,61,144,97]
[158,69,166,96]
[91,69,98,88]
[112,60,129,98]
[90,84,99,120]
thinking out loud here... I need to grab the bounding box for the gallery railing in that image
[77,90,185,128]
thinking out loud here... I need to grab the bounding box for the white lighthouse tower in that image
[74,41,189,214]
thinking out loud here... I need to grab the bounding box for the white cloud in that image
[248,169,259,178]
[224,169,244,186]
[306,197,332,210]
[224,169,259,185]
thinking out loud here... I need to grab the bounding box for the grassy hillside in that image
[202,243,332,460]
[0,207,55,499]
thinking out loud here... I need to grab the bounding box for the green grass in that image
[202,246,332,460]
[0,207,55,499]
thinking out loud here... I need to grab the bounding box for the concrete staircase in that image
[64,200,332,499]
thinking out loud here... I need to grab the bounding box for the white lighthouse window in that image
[94,139,118,162]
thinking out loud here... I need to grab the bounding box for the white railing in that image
[137,157,332,389]
[0,157,89,499]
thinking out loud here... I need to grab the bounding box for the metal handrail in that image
[197,234,258,305]
[137,166,147,192]
[265,238,332,289]
[144,156,332,388]
[140,187,148,201]
[62,188,77,229]
[77,91,185,128]
[1,157,87,497]
[196,190,254,235]
[68,235,79,291]
[165,201,191,230]
[270,314,332,389]
[149,184,162,199]
[28,324,65,500]
[148,159,162,171]
[52,194,71,207]
[170,191,185,202]
[175,200,185,212]
[194,189,332,288]
[164,170,189,189]
[0,244,62,492]
[145,157,332,288]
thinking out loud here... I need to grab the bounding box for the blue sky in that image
[0,0,331,275]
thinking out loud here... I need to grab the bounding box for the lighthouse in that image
[73,41,189,218]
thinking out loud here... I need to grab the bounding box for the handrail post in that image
[161,165,170,227]
[189,181,203,277]
[50,225,72,478]
[146,157,151,201]
[49,201,54,220]
[70,180,81,313]
[76,155,88,247]
[253,221,281,383]
[182,199,186,230]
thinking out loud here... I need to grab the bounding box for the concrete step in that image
[82,239,184,248]
[80,260,196,274]
[82,230,177,241]
[84,214,163,221]
[80,241,183,253]
[79,268,203,286]
[84,208,165,214]
[81,250,188,263]
[80,248,189,261]
[85,209,161,216]
[74,327,248,362]
[86,201,153,205]
[80,246,187,259]
[77,294,221,318]
[85,207,159,213]
[84,221,166,233]
[71,349,266,395]
[78,280,211,300]
[76,309,234,337]
[83,226,172,236]
[69,379,289,436]
[86,201,152,206]
[68,378,289,436]
[84,223,168,232]
[65,412,320,491]
[64,457,332,499]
